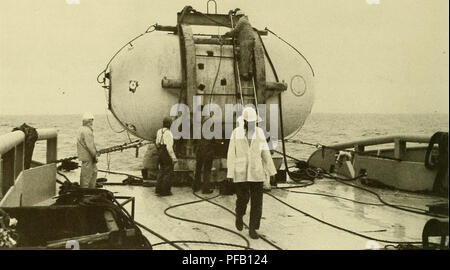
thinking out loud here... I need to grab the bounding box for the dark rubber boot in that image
[202,189,213,194]
[249,229,259,240]
[235,215,244,231]
[192,180,201,192]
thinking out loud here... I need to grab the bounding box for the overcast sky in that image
[0,0,448,115]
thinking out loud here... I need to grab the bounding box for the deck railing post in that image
[354,144,365,153]
[394,139,406,159]
[46,137,58,163]
[14,142,24,179]
[1,149,15,197]
[0,156,3,198]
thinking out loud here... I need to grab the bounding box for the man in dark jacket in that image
[224,10,256,81]
[193,116,216,194]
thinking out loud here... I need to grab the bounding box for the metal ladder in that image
[229,14,259,111]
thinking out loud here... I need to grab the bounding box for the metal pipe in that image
[131,197,135,220]
[1,128,57,154]
[329,135,431,150]
[161,77,182,89]
[265,81,288,91]
[0,131,25,155]
[37,129,58,140]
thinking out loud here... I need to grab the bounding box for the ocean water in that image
[0,113,448,173]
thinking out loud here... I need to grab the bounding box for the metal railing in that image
[0,128,57,197]
[328,134,431,159]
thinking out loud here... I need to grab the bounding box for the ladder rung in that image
[195,55,234,59]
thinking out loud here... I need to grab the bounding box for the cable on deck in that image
[163,194,253,250]
[193,191,284,250]
[264,191,423,245]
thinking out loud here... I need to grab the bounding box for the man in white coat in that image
[227,107,277,239]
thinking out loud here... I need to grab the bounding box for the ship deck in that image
[62,169,448,250]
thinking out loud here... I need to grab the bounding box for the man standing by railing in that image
[77,112,100,188]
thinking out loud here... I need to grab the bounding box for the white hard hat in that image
[242,107,262,122]
[235,10,245,16]
[82,112,94,120]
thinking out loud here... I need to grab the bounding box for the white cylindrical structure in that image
[108,30,314,140]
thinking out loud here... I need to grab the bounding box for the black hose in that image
[163,194,252,250]
[193,192,284,250]
[278,167,438,213]
[326,175,447,218]
[56,171,71,184]
[264,27,315,77]
[56,169,254,250]
[264,191,423,245]
[278,189,384,206]
[98,169,143,179]
[152,240,255,250]
[133,220,184,250]
[96,24,157,84]
[256,31,310,185]
[110,196,183,250]
[275,185,430,212]
[98,170,255,250]
[271,160,436,215]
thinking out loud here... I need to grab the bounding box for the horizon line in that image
[0,112,448,116]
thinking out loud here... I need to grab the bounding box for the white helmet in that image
[235,9,245,16]
[82,112,94,120]
[242,107,262,122]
